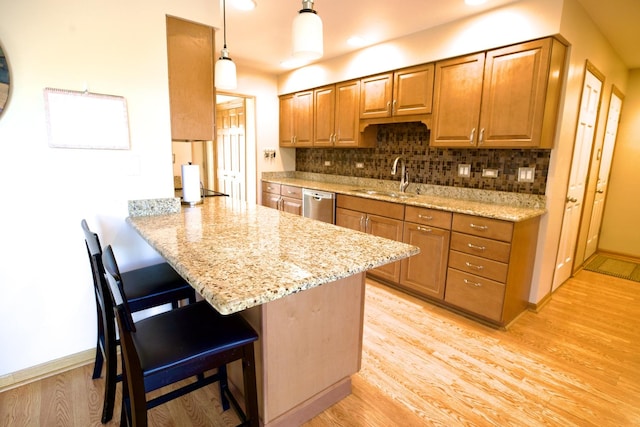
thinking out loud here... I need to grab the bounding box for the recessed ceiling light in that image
[231,0,256,11]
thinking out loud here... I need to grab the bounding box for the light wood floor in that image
[1,269,639,426]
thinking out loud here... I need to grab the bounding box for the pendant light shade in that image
[215,48,237,90]
[215,0,237,90]
[292,0,323,60]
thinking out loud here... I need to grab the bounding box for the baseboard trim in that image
[0,349,95,393]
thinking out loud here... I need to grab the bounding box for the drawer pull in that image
[465,261,484,271]
[470,223,489,231]
[467,243,486,251]
[417,226,433,233]
[463,278,483,287]
[418,214,433,220]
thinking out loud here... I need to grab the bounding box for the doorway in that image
[552,61,604,291]
[215,93,257,203]
[582,86,624,261]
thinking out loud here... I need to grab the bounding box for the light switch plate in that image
[458,164,471,178]
[355,162,364,169]
[518,167,536,183]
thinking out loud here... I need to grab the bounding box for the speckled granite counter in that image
[127,196,418,425]
[127,196,418,315]
[262,172,546,222]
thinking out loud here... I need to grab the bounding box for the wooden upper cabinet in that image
[431,37,566,148]
[334,80,363,147]
[313,85,336,147]
[360,64,434,119]
[359,73,393,119]
[480,38,564,148]
[431,53,485,147]
[393,64,434,116]
[166,16,215,141]
[312,80,364,147]
[279,91,313,147]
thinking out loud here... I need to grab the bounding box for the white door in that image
[216,99,247,202]
[584,88,623,258]
[553,68,603,291]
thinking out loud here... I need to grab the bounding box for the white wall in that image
[528,0,629,302]
[0,0,279,379]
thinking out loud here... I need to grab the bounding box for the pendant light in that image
[292,0,323,60]
[215,0,237,90]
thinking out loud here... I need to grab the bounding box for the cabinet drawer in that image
[444,268,505,322]
[281,185,302,199]
[452,213,513,242]
[262,182,281,194]
[337,195,405,220]
[448,250,508,283]
[404,206,451,229]
[450,232,511,263]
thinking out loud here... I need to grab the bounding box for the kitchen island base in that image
[229,272,366,426]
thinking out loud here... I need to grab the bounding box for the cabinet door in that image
[400,223,450,300]
[313,85,336,147]
[335,207,364,232]
[166,17,215,141]
[294,91,314,147]
[359,73,393,119]
[281,196,302,216]
[431,53,485,147]
[393,64,434,116]
[279,94,295,146]
[367,214,403,283]
[334,80,361,147]
[262,192,281,209]
[479,38,552,147]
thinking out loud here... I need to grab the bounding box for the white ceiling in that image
[220,0,640,75]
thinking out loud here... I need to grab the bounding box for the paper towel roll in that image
[181,164,201,204]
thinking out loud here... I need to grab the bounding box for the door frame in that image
[552,60,605,291]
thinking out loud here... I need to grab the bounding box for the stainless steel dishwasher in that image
[302,188,335,224]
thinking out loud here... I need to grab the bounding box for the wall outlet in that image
[324,161,331,166]
[355,162,364,169]
[482,168,499,178]
[518,167,536,182]
[458,164,471,178]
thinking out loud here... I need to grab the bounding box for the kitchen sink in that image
[351,189,415,199]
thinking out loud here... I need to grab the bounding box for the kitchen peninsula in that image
[126,197,418,426]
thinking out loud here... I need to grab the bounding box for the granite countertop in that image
[127,197,419,315]
[263,173,546,222]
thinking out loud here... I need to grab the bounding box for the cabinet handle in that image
[463,278,483,287]
[566,197,578,203]
[469,128,476,144]
[386,101,391,113]
[418,214,433,220]
[465,261,484,271]
[417,226,433,233]
[470,223,488,231]
[365,216,370,232]
[359,215,365,231]
[479,128,485,145]
[392,99,397,114]
[467,243,486,252]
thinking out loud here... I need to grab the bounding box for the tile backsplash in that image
[295,123,550,195]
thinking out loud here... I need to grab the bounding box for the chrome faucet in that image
[391,156,409,192]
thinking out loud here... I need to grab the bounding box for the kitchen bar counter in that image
[127,196,418,426]
[262,173,546,222]
[127,196,418,315]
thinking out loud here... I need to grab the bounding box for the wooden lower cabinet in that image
[444,213,540,325]
[400,222,450,300]
[336,195,404,283]
[261,182,302,215]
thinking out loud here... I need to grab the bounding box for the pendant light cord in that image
[223,0,228,49]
